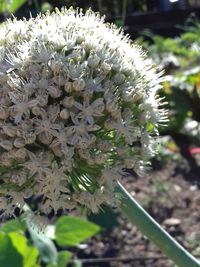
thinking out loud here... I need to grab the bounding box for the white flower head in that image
[0,7,166,222]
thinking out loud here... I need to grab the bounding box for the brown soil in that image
[74,159,200,267]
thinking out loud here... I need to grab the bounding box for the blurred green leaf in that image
[47,251,72,267]
[0,0,26,13]
[0,232,23,267]
[55,216,100,247]
[73,259,83,267]
[9,0,26,13]
[0,0,7,12]
[1,218,26,233]
[9,232,39,267]
[57,251,72,267]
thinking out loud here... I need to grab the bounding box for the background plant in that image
[136,21,200,167]
[0,215,99,267]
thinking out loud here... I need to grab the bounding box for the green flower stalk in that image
[0,7,167,220]
[117,182,200,267]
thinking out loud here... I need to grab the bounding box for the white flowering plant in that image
[0,7,167,221]
[0,7,199,267]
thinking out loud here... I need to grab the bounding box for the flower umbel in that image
[0,7,167,220]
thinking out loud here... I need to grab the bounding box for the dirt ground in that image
[74,158,200,267]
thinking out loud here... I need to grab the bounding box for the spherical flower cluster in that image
[0,7,167,220]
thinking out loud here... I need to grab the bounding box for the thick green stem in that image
[116,182,200,267]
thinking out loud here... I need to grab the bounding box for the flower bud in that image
[106,100,118,113]
[62,96,74,108]
[72,78,85,92]
[37,95,48,107]
[51,145,63,157]
[100,62,111,75]
[1,152,12,166]
[24,133,36,144]
[88,53,100,68]
[60,109,70,120]
[14,138,26,148]
[53,75,66,86]
[47,86,61,98]
[15,148,27,159]
[0,140,13,151]
[113,73,126,85]
[37,132,53,145]
[2,124,17,137]
[0,107,9,119]
[64,81,73,93]
[32,107,45,116]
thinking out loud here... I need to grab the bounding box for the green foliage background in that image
[0,216,100,267]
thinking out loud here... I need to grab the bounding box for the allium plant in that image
[0,7,167,221]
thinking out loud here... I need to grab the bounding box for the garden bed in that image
[75,160,200,267]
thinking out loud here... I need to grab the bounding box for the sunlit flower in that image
[0,7,166,221]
